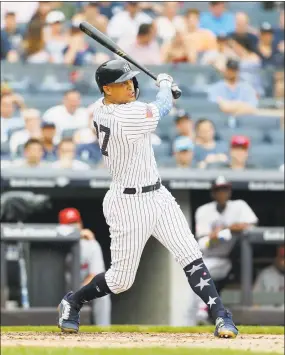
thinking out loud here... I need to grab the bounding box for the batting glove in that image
[157,73,174,87]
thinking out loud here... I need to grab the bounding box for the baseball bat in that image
[79,21,182,99]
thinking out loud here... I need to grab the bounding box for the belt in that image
[123,180,161,194]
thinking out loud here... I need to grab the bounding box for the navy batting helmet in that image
[95,59,140,98]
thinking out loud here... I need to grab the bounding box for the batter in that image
[58,59,238,338]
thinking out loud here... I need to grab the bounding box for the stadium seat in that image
[156,115,176,141]
[1,141,10,158]
[153,141,172,160]
[217,128,266,144]
[249,144,284,169]
[156,155,177,167]
[237,115,281,130]
[266,130,285,145]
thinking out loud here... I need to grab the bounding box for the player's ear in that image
[103,85,111,96]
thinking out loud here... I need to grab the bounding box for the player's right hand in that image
[156,73,174,87]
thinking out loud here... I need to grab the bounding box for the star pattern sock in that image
[184,258,225,321]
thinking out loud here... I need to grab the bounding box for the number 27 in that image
[93,122,110,157]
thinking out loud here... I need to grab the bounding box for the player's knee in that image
[105,271,136,294]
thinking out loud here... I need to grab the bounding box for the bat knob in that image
[171,84,182,99]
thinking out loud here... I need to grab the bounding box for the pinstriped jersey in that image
[93,98,161,188]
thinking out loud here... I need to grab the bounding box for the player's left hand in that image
[80,229,95,240]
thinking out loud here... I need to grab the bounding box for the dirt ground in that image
[1,332,284,353]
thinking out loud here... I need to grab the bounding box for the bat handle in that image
[171,84,182,99]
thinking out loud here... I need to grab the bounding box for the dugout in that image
[1,167,284,325]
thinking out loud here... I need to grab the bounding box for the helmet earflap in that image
[133,77,140,99]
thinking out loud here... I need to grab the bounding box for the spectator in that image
[22,21,49,63]
[229,37,263,96]
[0,82,25,110]
[155,2,186,42]
[72,3,108,33]
[194,119,228,168]
[194,176,258,323]
[13,138,46,168]
[0,2,39,26]
[161,31,196,64]
[44,11,69,64]
[207,136,255,170]
[174,110,193,140]
[254,246,284,294]
[117,23,161,65]
[230,12,258,49]
[9,108,41,157]
[0,29,19,62]
[173,136,194,168]
[208,59,258,115]
[42,89,89,134]
[58,207,111,325]
[273,10,284,54]
[200,34,237,71]
[107,2,152,41]
[52,137,90,170]
[50,1,77,20]
[256,22,284,68]
[1,93,23,143]
[200,2,235,36]
[98,2,124,20]
[41,121,58,161]
[74,114,102,165]
[63,21,104,66]
[29,2,52,27]
[2,12,24,53]
[184,9,217,53]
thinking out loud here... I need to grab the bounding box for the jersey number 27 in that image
[93,122,110,157]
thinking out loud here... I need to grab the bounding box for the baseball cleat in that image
[214,309,238,338]
[58,291,81,333]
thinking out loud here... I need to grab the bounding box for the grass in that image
[1,325,284,334]
[1,348,282,355]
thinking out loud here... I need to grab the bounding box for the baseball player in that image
[58,208,111,326]
[58,59,238,338]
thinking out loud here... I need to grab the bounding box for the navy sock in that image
[70,272,112,306]
[184,258,225,321]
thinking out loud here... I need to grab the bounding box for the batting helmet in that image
[95,59,140,98]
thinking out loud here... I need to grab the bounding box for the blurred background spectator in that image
[9,108,41,157]
[118,23,161,65]
[72,2,108,33]
[52,137,90,170]
[161,31,196,64]
[173,136,194,168]
[43,89,89,133]
[194,119,228,169]
[200,2,235,36]
[13,138,46,168]
[1,93,24,143]
[184,9,217,54]
[29,2,52,27]
[175,110,194,140]
[107,2,152,41]
[41,121,59,161]
[155,2,185,42]
[254,245,284,293]
[2,12,24,54]
[22,21,50,63]
[44,10,68,64]
[230,12,258,49]
[208,59,258,115]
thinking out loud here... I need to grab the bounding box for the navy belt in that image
[123,180,161,194]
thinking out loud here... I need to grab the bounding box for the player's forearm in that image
[152,81,173,118]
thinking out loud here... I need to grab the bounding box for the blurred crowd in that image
[1,1,284,171]
[1,2,284,68]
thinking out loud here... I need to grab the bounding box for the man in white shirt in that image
[193,176,258,323]
[1,93,23,143]
[155,2,186,42]
[58,207,111,325]
[9,108,41,157]
[117,23,161,65]
[42,90,89,135]
[52,137,90,170]
[107,2,152,41]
